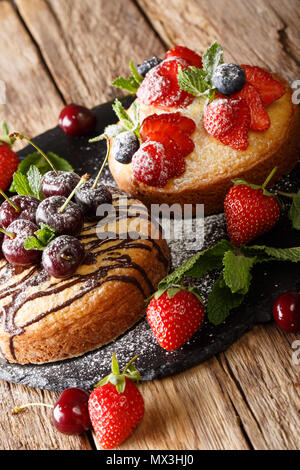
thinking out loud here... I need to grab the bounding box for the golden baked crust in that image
[0,189,169,364]
[108,75,300,214]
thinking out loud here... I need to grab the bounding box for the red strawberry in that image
[165,45,203,68]
[231,82,270,131]
[141,120,195,157]
[204,98,251,150]
[224,168,280,246]
[132,141,172,187]
[0,123,19,191]
[137,58,193,109]
[88,354,144,449]
[241,65,285,107]
[140,112,196,136]
[147,288,205,351]
[143,131,185,178]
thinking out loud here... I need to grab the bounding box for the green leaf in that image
[103,124,126,138]
[242,245,300,263]
[223,251,257,295]
[27,165,43,200]
[11,172,34,196]
[24,223,56,251]
[289,190,300,230]
[207,275,245,326]
[202,42,224,83]
[177,66,211,97]
[129,60,144,85]
[158,239,233,291]
[112,76,140,94]
[112,98,135,131]
[111,353,120,375]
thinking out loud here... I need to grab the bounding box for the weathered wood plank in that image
[15,0,166,105]
[137,0,300,81]
[0,1,92,450]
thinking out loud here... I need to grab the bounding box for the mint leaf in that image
[27,165,43,200]
[24,223,57,251]
[104,124,126,138]
[11,172,34,196]
[177,66,212,98]
[112,60,143,94]
[202,42,224,83]
[207,275,245,326]
[158,239,233,291]
[242,245,300,263]
[289,190,300,230]
[223,251,257,295]
[111,99,140,138]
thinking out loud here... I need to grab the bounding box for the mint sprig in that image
[112,60,144,94]
[24,223,57,251]
[111,99,140,138]
[156,239,300,326]
[177,42,223,102]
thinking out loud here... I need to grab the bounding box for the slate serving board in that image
[0,97,299,391]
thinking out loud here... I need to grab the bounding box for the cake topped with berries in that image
[108,43,300,214]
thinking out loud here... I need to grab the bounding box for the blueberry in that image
[112,131,140,164]
[137,56,162,77]
[212,63,246,96]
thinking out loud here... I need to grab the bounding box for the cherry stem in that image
[0,189,20,212]
[59,173,89,213]
[91,135,109,189]
[9,133,58,175]
[262,167,278,189]
[12,402,54,415]
[0,227,15,239]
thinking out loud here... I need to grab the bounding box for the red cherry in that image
[52,387,91,435]
[273,292,300,333]
[59,104,96,137]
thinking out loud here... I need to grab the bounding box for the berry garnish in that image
[1,219,41,266]
[147,287,205,351]
[0,123,19,191]
[273,292,300,333]
[141,120,195,157]
[41,171,81,198]
[75,135,113,219]
[137,56,162,77]
[212,63,246,96]
[11,132,81,198]
[224,167,280,246]
[165,45,203,68]
[88,354,144,449]
[12,387,91,436]
[137,58,193,109]
[0,193,39,229]
[36,175,87,236]
[58,104,96,137]
[132,141,172,187]
[142,131,185,178]
[241,65,285,107]
[42,235,85,278]
[204,97,251,150]
[140,112,196,138]
[231,82,270,131]
[112,130,140,164]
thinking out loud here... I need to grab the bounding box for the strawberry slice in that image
[143,131,186,178]
[241,65,285,107]
[132,141,171,187]
[165,46,203,68]
[137,58,193,109]
[204,98,251,151]
[231,82,270,132]
[143,121,195,157]
[140,113,196,138]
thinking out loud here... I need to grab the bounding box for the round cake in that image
[0,189,169,364]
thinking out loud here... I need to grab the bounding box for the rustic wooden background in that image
[0,0,300,450]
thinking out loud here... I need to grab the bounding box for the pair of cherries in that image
[0,134,112,278]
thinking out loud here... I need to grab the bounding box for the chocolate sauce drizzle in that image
[0,192,169,361]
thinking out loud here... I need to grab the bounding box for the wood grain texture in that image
[15,0,165,105]
[0,0,299,450]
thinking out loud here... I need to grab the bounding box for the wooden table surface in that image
[0,0,300,450]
